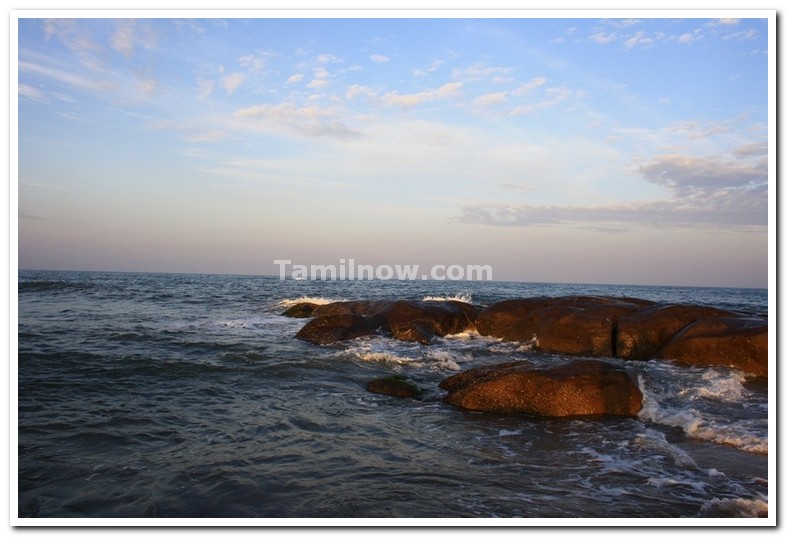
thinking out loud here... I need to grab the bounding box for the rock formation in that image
[289,295,768,378]
[440,359,643,418]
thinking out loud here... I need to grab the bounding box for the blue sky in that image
[16,14,772,287]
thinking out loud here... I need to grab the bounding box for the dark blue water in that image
[16,270,769,519]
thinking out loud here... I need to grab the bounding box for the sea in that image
[16,270,771,521]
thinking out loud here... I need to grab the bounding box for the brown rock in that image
[374,300,479,344]
[658,317,768,377]
[294,313,378,345]
[313,300,393,317]
[617,304,737,361]
[475,296,650,355]
[521,302,640,357]
[281,302,321,318]
[442,359,643,418]
[474,298,551,340]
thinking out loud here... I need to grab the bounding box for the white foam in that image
[422,292,473,303]
[638,375,768,454]
[425,349,463,371]
[499,429,522,437]
[277,296,340,308]
[678,369,748,401]
[647,477,706,493]
[699,497,768,518]
[352,351,415,368]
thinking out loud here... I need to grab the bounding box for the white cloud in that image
[510,85,577,115]
[512,77,547,96]
[307,78,329,90]
[221,72,244,95]
[316,53,342,64]
[451,63,513,83]
[197,79,214,98]
[19,60,115,93]
[381,82,463,108]
[717,18,741,25]
[370,54,390,63]
[18,83,48,103]
[474,91,508,108]
[234,102,360,139]
[286,73,304,84]
[590,32,617,45]
[112,20,135,57]
[239,52,271,72]
[624,31,664,49]
[345,84,376,100]
[678,30,702,44]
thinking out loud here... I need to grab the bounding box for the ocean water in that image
[16,271,770,520]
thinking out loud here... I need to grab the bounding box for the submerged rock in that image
[281,302,321,318]
[367,376,423,399]
[441,359,643,418]
[295,313,378,345]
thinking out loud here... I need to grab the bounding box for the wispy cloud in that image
[370,54,390,63]
[111,19,135,57]
[221,72,244,95]
[233,102,361,139]
[458,146,767,230]
[381,81,463,107]
[18,83,48,103]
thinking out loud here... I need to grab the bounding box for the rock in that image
[295,314,379,345]
[281,302,321,318]
[283,300,393,319]
[290,295,768,377]
[616,304,736,361]
[474,298,551,340]
[526,303,640,357]
[313,300,393,317]
[658,316,768,377]
[476,296,650,357]
[367,376,423,399]
[373,300,479,344]
[441,359,643,418]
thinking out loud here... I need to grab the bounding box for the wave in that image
[637,374,767,454]
[277,296,342,309]
[422,292,473,303]
[18,280,96,294]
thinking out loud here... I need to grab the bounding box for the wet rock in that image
[441,359,643,418]
[373,300,479,344]
[313,300,393,317]
[476,296,650,357]
[526,303,640,357]
[367,376,423,399]
[658,316,768,377]
[474,297,551,340]
[616,304,736,361]
[295,314,379,345]
[281,302,321,318]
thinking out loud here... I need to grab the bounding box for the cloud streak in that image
[459,147,768,230]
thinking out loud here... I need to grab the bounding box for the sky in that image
[15,13,772,287]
